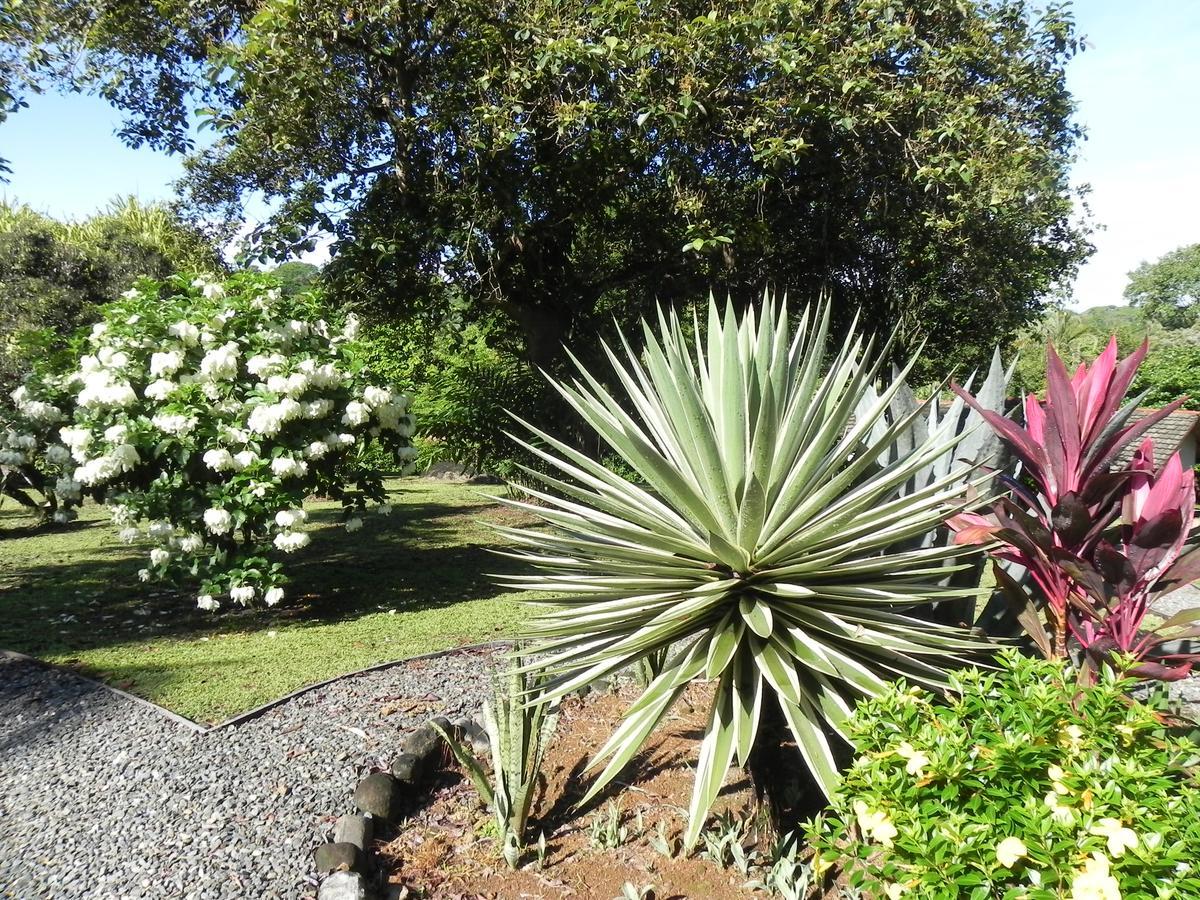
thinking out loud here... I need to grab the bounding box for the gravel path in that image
[1154,583,1200,713]
[0,647,500,900]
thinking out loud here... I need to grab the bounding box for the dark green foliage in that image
[7,0,1090,382]
[808,651,1200,898]
[0,199,223,395]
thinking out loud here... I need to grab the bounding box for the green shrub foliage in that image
[809,651,1200,899]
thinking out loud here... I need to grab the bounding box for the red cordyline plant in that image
[951,337,1200,681]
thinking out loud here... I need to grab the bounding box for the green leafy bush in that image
[808,651,1200,899]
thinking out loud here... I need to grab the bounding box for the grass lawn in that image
[0,479,548,724]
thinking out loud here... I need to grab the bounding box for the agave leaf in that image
[502,296,994,844]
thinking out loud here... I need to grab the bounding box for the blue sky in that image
[2,0,1197,307]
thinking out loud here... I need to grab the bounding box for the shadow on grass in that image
[0,492,538,659]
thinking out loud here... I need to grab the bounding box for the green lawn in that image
[0,480,546,723]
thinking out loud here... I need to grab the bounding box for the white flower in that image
[52,508,73,524]
[91,322,109,339]
[273,531,310,553]
[853,800,897,847]
[247,404,285,437]
[119,527,141,544]
[302,398,334,419]
[376,504,393,515]
[1070,852,1121,900]
[342,314,360,341]
[398,445,418,462]
[74,445,140,485]
[97,346,129,369]
[168,320,201,346]
[264,587,284,607]
[270,456,308,479]
[246,353,285,376]
[341,401,370,426]
[150,548,171,567]
[77,372,137,408]
[138,568,151,582]
[304,440,330,460]
[104,424,128,444]
[344,517,363,533]
[996,836,1027,868]
[0,449,25,466]
[203,448,236,472]
[1090,818,1138,857]
[199,342,240,380]
[150,350,185,377]
[145,379,176,401]
[230,584,255,605]
[284,372,310,396]
[266,375,289,394]
[884,885,907,900]
[196,594,219,611]
[59,426,93,456]
[233,449,259,470]
[151,413,198,436]
[203,508,234,535]
[179,534,204,553]
[363,385,392,408]
[45,444,71,466]
[148,520,175,541]
[274,509,308,529]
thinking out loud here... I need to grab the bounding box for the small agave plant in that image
[432,656,558,868]
[495,296,996,846]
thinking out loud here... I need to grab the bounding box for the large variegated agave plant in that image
[495,297,996,846]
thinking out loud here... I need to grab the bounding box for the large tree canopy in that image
[6,0,1091,377]
[1125,243,1200,330]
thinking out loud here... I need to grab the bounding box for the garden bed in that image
[379,683,780,899]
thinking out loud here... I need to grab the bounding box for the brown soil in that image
[378,683,780,899]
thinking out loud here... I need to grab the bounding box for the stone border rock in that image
[0,640,511,733]
[314,711,491,899]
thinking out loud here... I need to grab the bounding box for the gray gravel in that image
[1153,584,1200,714]
[0,647,500,899]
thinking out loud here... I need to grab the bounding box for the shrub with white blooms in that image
[6,272,416,609]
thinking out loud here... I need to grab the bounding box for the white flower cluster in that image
[7,272,414,610]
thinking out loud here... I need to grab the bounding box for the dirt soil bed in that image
[379,683,778,899]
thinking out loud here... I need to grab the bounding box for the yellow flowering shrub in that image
[807,652,1200,899]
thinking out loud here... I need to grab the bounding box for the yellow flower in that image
[1070,852,1121,900]
[885,883,907,899]
[895,741,932,777]
[1044,791,1075,825]
[1048,765,1066,781]
[996,836,1028,868]
[814,853,834,877]
[1090,818,1138,857]
[854,800,898,847]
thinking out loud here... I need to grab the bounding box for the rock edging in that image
[315,713,490,899]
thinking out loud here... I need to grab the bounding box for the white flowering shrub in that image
[7,272,415,609]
